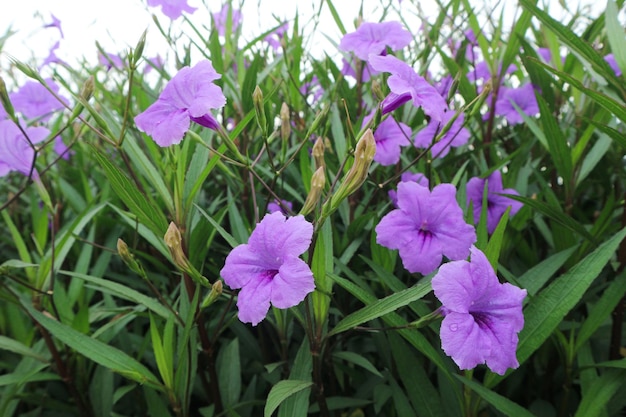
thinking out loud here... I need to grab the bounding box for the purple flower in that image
[99,52,125,70]
[376,182,476,275]
[494,84,539,125]
[220,212,315,326]
[0,120,49,178]
[147,0,196,19]
[339,21,412,60]
[300,76,324,104]
[363,112,411,166]
[41,41,66,68]
[0,104,6,120]
[341,58,375,83]
[388,172,429,207]
[605,54,622,77]
[466,170,523,234]
[265,22,289,51]
[435,75,453,98]
[143,55,165,74]
[268,199,293,215]
[54,136,72,160]
[369,54,448,122]
[432,246,526,375]
[414,111,470,158]
[10,79,68,121]
[44,14,64,38]
[212,3,243,36]
[134,60,226,147]
[468,61,516,84]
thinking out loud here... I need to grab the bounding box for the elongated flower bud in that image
[0,76,15,120]
[325,129,376,214]
[280,102,291,141]
[164,222,210,287]
[201,280,223,309]
[253,86,268,136]
[300,166,326,216]
[312,136,325,169]
[117,238,146,277]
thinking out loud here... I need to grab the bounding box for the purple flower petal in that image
[433,246,526,375]
[339,21,412,60]
[369,54,448,121]
[376,182,476,275]
[414,111,470,158]
[147,0,196,20]
[467,171,522,234]
[134,59,226,147]
[220,212,315,326]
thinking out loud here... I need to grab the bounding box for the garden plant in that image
[1,0,626,416]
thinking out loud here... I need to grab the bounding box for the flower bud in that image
[304,106,329,139]
[300,166,326,216]
[253,85,268,136]
[280,102,291,141]
[117,238,146,277]
[164,222,210,287]
[0,76,15,120]
[81,76,95,101]
[201,280,223,309]
[326,129,376,213]
[312,136,325,169]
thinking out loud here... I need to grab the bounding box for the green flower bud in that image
[280,102,291,141]
[117,238,146,277]
[253,86,268,136]
[300,166,326,216]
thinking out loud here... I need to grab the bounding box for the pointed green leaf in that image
[264,380,314,417]
[456,375,536,417]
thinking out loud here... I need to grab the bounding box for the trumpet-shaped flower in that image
[466,171,523,234]
[339,21,412,60]
[220,212,315,326]
[135,60,226,146]
[147,0,196,19]
[376,182,476,275]
[0,120,49,178]
[10,79,68,121]
[363,112,411,166]
[369,54,448,122]
[432,246,526,375]
[414,111,469,158]
[494,84,539,125]
[212,3,243,36]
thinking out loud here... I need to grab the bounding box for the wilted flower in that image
[376,182,476,275]
[339,21,412,60]
[466,170,523,234]
[494,84,539,125]
[432,246,526,375]
[414,111,470,158]
[134,59,226,147]
[212,3,243,36]
[0,120,49,178]
[147,0,196,20]
[10,79,68,121]
[369,54,448,122]
[363,112,411,166]
[220,212,315,326]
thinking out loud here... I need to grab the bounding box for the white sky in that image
[0,0,600,76]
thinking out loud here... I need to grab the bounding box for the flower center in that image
[471,311,492,330]
[261,269,280,282]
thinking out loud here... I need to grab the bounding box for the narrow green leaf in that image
[264,380,314,417]
[217,338,241,408]
[327,280,432,337]
[92,146,168,236]
[605,0,626,76]
[0,336,47,362]
[456,375,536,417]
[517,228,626,366]
[194,203,240,248]
[150,314,173,388]
[278,340,312,417]
[323,0,347,35]
[574,369,626,417]
[22,300,163,391]
[536,94,573,189]
[59,270,172,320]
[333,351,383,378]
[517,246,577,296]
[575,269,626,352]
